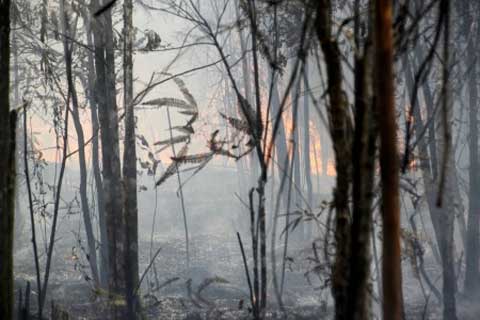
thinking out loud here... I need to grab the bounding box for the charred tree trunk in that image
[0,2,16,315]
[347,2,377,317]
[122,0,140,317]
[315,1,352,319]
[91,0,127,317]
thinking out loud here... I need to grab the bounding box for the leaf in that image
[238,95,256,126]
[172,76,198,109]
[186,112,199,127]
[172,152,214,164]
[155,163,177,187]
[155,145,189,186]
[178,110,198,116]
[172,125,194,135]
[220,113,251,134]
[154,135,190,146]
[142,97,194,110]
[137,134,149,148]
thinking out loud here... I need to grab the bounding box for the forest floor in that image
[13,231,480,319]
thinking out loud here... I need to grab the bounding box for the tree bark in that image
[464,0,480,296]
[347,3,377,317]
[91,0,127,317]
[123,0,140,317]
[0,4,16,313]
[315,1,352,319]
[0,0,13,316]
[81,5,109,287]
[302,61,313,237]
[375,1,404,319]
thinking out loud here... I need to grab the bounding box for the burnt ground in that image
[14,231,331,319]
[14,230,480,319]
[12,165,480,319]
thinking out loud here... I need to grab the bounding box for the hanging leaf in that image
[220,113,251,134]
[186,112,199,127]
[171,152,214,165]
[137,134,149,148]
[142,97,194,110]
[171,76,198,109]
[154,135,190,146]
[155,145,189,187]
[172,125,194,135]
[178,110,198,116]
[238,95,256,126]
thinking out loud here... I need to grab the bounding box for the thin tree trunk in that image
[81,6,109,287]
[122,0,140,317]
[291,69,302,222]
[235,1,258,185]
[464,0,480,296]
[59,0,100,287]
[23,104,43,320]
[40,75,70,314]
[302,61,313,238]
[268,69,289,208]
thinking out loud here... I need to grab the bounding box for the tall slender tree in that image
[375,1,404,319]
[91,0,127,317]
[123,0,140,317]
[464,0,480,297]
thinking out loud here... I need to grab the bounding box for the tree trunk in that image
[315,1,352,319]
[91,0,127,317]
[235,2,258,185]
[81,6,109,287]
[292,70,302,207]
[59,0,100,287]
[0,3,16,315]
[302,61,313,238]
[437,2,458,318]
[347,3,376,317]
[375,1,404,319]
[268,69,289,209]
[122,0,140,317]
[464,0,480,297]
